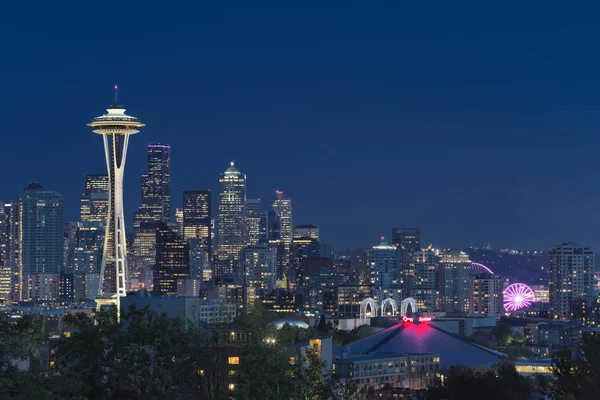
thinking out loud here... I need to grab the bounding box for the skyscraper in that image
[391,228,421,251]
[411,248,437,311]
[437,250,472,313]
[145,144,171,223]
[243,244,277,294]
[130,145,170,278]
[80,174,109,223]
[0,202,10,266]
[294,225,319,241]
[154,223,189,296]
[549,242,595,320]
[10,183,64,301]
[216,162,246,277]
[366,238,401,290]
[244,199,261,246]
[271,191,292,278]
[472,274,503,317]
[392,227,420,273]
[182,190,211,261]
[175,208,183,236]
[87,91,144,310]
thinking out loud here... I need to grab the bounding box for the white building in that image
[549,242,595,320]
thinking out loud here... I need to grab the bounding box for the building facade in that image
[243,198,261,246]
[79,174,109,223]
[216,162,246,277]
[243,244,277,294]
[144,144,171,223]
[10,183,64,301]
[472,273,503,317]
[549,242,595,320]
[154,224,189,296]
[437,250,472,313]
[366,239,400,290]
[183,190,212,260]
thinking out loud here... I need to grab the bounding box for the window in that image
[228,357,240,365]
[228,383,235,391]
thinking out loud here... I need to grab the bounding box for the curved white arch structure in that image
[380,298,398,316]
[471,262,494,275]
[360,298,378,323]
[400,297,418,316]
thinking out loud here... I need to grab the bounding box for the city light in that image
[402,316,431,323]
[503,283,536,311]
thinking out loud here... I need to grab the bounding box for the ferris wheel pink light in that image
[503,283,535,311]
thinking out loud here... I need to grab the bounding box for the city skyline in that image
[2,3,600,251]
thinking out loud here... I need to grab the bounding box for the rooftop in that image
[343,320,506,370]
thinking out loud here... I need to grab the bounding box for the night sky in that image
[1,2,600,250]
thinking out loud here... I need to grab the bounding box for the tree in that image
[426,363,532,400]
[551,333,600,400]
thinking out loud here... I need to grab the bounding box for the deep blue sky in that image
[1,1,600,250]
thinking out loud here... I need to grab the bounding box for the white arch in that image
[400,297,418,316]
[360,298,378,323]
[380,298,398,316]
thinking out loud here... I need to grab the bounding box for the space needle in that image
[87,86,144,316]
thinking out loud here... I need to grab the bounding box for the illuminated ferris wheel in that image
[503,283,535,312]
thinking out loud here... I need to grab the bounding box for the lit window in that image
[229,370,236,376]
[228,357,240,365]
[228,383,235,391]
[197,369,205,376]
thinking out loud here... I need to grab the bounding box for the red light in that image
[403,316,431,323]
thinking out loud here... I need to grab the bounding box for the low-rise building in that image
[334,352,439,392]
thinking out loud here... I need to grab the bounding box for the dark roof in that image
[343,321,505,370]
[294,224,318,229]
[25,182,43,190]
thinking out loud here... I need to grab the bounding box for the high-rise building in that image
[244,199,261,246]
[216,162,246,277]
[154,224,189,296]
[366,238,401,290]
[472,274,503,317]
[175,208,183,236]
[243,244,277,294]
[271,191,293,277]
[130,145,170,278]
[0,202,10,266]
[549,242,595,320]
[10,183,64,301]
[437,250,472,313]
[182,190,211,260]
[80,174,109,223]
[411,248,437,311]
[392,228,420,273]
[294,225,319,241]
[0,265,12,303]
[391,228,420,251]
[87,92,144,309]
[144,144,171,223]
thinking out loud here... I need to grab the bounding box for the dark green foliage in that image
[551,333,600,400]
[426,363,532,400]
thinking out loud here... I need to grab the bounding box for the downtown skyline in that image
[1,3,600,250]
